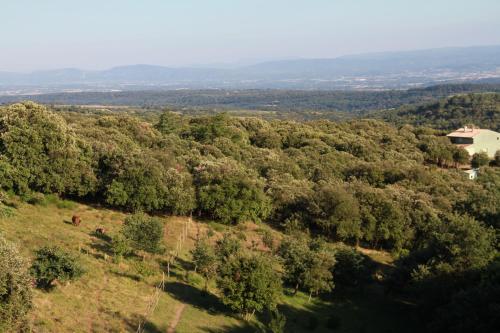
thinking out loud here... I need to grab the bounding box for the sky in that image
[0,0,499,72]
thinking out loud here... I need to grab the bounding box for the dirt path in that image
[167,303,186,333]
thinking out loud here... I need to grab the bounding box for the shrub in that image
[111,234,132,261]
[43,194,60,205]
[333,248,369,287]
[267,309,287,333]
[0,206,15,219]
[130,261,156,280]
[24,192,46,206]
[235,230,247,241]
[261,230,274,251]
[217,254,282,319]
[40,194,76,209]
[0,235,32,331]
[121,213,164,254]
[30,246,84,290]
[55,199,77,210]
[215,233,241,261]
[208,222,225,233]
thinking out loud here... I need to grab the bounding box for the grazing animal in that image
[95,227,106,235]
[71,215,81,226]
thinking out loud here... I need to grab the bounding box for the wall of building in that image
[469,130,500,158]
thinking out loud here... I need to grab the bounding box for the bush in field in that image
[0,206,15,219]
[215,233,242,261]
[191,238,218,290]
[111,234,132,262]
[130,261,156,280]
[30,246,84,290]
[0,236,32,332]
[267,309,287,333]
[261,230,275,251]
[333,248,370,288]
[24,192,46,206]
[121,213,164,254]
[217,254,282,319]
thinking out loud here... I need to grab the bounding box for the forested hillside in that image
[0,102,499,332]
[377,93,500,131]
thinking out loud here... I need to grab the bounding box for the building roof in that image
[447,127,482,138]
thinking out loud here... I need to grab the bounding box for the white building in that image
[464,169,478,180]
[447,127,500,158]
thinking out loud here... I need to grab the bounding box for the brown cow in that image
[71,215,81,226]
[95,227,106,235]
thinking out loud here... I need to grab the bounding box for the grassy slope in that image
[0,197,421,333]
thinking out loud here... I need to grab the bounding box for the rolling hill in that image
[1,46,500,90]
[375,92,500,131]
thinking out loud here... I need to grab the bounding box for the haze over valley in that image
[1,45,500,95]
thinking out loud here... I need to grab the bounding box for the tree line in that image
[0,101,499,331]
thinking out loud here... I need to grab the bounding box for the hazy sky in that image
[1,0,499,71]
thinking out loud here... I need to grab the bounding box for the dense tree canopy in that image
[378,93,500,131]
[0,100,498,331]
[1,102,498,256]
[0,102,95,195]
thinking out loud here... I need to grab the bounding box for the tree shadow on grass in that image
[109,269,141,282]
[164,281,227,315]
[157,257,197,281]
[279,283,420,333]
[199,323,262,333]
[274,298,333,333]
[121,313,165,333]
[175,256,196,271]
[88,239,114,261]
[90,229,112,242]
[157,259,185,281]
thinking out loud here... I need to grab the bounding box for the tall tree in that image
[191,238,218,290]
[217,254,282,320]
[302,247,336,301]
[471,152,490,168]
[277,236,310,294]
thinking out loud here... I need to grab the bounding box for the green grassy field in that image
[0,196,421,333]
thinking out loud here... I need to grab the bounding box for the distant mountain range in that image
[1,45,500,92]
